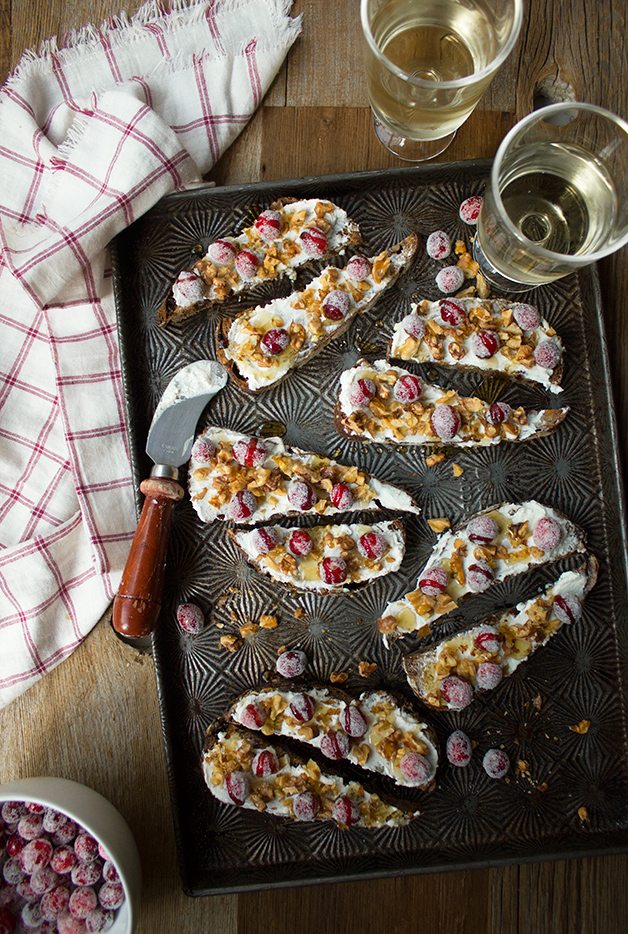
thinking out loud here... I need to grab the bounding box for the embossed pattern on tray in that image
[112,163,628,895]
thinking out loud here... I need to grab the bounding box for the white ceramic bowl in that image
[0,777,141,933]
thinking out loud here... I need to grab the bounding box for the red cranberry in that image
[340,705,367,738]
[30,865,59,895]
[251,750,279,777]
[52,820,77,846]
[85,907,115,932]
[439,298,466,327]
[254,209,282,242]
[348,377,376,407]
[512,302,540,331]
[276,650,307,678]
[174,270,204,303]
[482,748,510,779]
[287,480,315,511]
[16,877,37,900]
[2,859,24,886]
[553,594,582,625]
[399,752,431,784]
[357,531,385,559]
[467,516,499,544]
[400,313,426,339]
[426,229,451,260]
[58,912,88,934]
[71,860,101,887]
[289,693,315,722]
[225,772,249,806]
[320,731,351,760]
[418,565,449,596]
[332,796,360,827]
[319,557,348,585]
[17,813,43,840]
[330,482,353,509]
[6,835,24,858]
[287,529,313,556]
[446,730,472,767]
[232,437,267,468]
[474,628,503,654]
[260,327,290,356]
[208,239,236,265]
[471,329,499,358]
[239,702,267,730]
[176,602,204,635]
[459,195,483,224]
[250,527,278,555]
[476,661,503,690]
[74,834,98,864]
[393,374,422,403]
[40,884,70,919]
[321,289,350,321]
[25,803,45,814]
[1,803,24,825]
[300,227,328,258]
[102,861,118,884]
[441,675,474,710]
[235,249,260,280]
[435,265,464,294]
[467,561,495,592]
[42,809,66,835]
[21,902,43,929]
[97,882,124,912]
[227,490,257,521]
[533,516,562,551]
[487,402,512,425]
[430,403,461,441]
[345,255,371,281]
[534,339,561,370]
[51,846,76,875]
[97,844,110,862]
[292,792,321,822]
[20,838,53,873]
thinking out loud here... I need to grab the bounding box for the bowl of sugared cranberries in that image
[0,777,141,933]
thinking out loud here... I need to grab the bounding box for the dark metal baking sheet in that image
[111,162,628,895]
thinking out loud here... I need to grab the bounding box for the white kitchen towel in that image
[0,0,301,707]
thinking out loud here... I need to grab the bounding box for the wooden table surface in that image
[1,1,626,932]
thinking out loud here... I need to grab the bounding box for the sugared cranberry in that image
[235,249,260,280]
[6,835,24,858]
[1,803,24,825]
[239,702,267,730]
[208,239,236,265]
[58,912,88,934]
[435,265,464,294]
[426,229,451,260]
[97,844,110,863]
[330,482,353,510]
[482,748,510,779]
[227,490,257,521]
[42,809,66,835]
[97,882,124,912]
[345,255,371,281]
[419,565,449,596]
[487,402,512,425]
[74,834,98,864]
[319,557,348,586]
[474,628,503,655]
[53,818,77,844]
[260,327,290,356]
[250,527,278,555]
[446,730,472,767]
[174,270,205,304]
[2,859,24,886]
[467,561,494,592]
[16,877,37,900]
[476,661,503,690]
[252,750,279,777]
[276,650,307,679]
[25,803,45,814]
[533,516,562,551]
[467,516,499,544]
[340,705,367,738]
[321,289,350,321]
[292,793,321,822]
[441,675,474,710]
[20,902,43,929]
[40,884,70,919]
[300,227,328,258]
[459,195,483,224]
[31,865,59,895]
[332,795,360,827]
[439,298,466,327]
[287,480,315,511]
[400,313,426,340]
[512,302,541,331]
[254,209,282,242]
[102,862,118,884]
[71,861,101,887]
[471,329,499,358]
[232,437,267,468]
[534,339,561,370]
[320,731,351,760]
[357,531,385,559]
[393,374,422,403]
[50,846,76,875]
[348,377,376,407]
[399,752,431,784]
[85,907,115,932]
[176,602,204,635]
[225,772,249,806]
[553,594,582,625]
[289,693,315,722]
[20,838,53,873]
[287,529,313,556]
[430,403,461,441]
[17,813,43,840]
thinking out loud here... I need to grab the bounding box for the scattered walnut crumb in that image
[452,463,464,478]
[577,806,589,822]
[259,614,278,629]
[532,693,543,711]
[516,759,530,778]
[454,239,466,255]
[425,452,446,468]
[294,608,305,620]
[569,719,591,734]
[219,634,242,653]
[239,623,259,639]
[537,782,549,793]
[215,622,225,630]
[277,644,287,655]
[358,661,378,678]
[427,517,451,533]
[330,671,348,684]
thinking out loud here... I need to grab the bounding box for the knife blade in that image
[112,360,228,639]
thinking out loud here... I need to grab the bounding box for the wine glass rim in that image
[489,102,628,266]
[360,0,524,90]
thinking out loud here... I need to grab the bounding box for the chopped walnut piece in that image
[294,608,305,620]
[330,671,348,684]
[259,614,278,629]
[452,463,464,477]
[577,806,589,822]
[377,615,398,633]
[358,661,378,678]
[569,719,591,734]
[426,453,446,468]
[239,623,259,639]
[219,634,242,653]
[427,517,451,533]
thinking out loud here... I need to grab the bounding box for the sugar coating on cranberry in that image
[17,813,43,840]
[348,377,376,407]
[340,705,367,738]
[357,531,385,559]
[322,289,350,321]
[393,374,422,403]
[330,482,353,510]
[512,302,541,331]
[74,834,98,864]
[176,602,204,635]
[534,339,561,370]
[25,802,45,814]
[292,792,321,822]
[97,882,124,912]
[102,862,118,884]
[20,838,53,873]
[239,702,267,730]
[232,437,267,468]
[31,865,60,895]
[439,298,466,327]
[85,907,115,932]
[446,730,472,767]
[51,846,76,875]
[441,675,474,709]
[276,650,307,678]
[476,661,503,691]
[208,239,236,265]
[471,329,500,358]
[399,752,431,784]
[69,885,97,919]
[174,270,205,304]
[289,693,315,722]
[533,516,562,551]
[553,593,582,625]
[300,226,328,258]
[435,265,464,294]
[287,529,313,556]
[467,560,495,592]
[225,772,250,807]
[254,209,282,242]
[71,860,101,887]
[419,565,449,596]
[21,901,43,928]
[474,628,503,655]
[52,819,77,846]
[430,403,461,441]
[260,327,290,356]
[467,516,499,544]
[2,858,24,886]
[401,313,426,340]
[41,884,71,919]
[250,527,278,555]
[252,750,279,778]
[459,195,483,224]
[345,255,371,281]
[42,809,66,835]
[58,912,89,934]
[16,877,37,900]
[487,402,512,425]
[320,730,351,760]
[482,748,510,779]
[1,802,24,825]
[227,490,257,521]
[234,249,260,280]
[332,795,360,827]
[319,556,348,586]
[287,479,315,511]
[426,229,452,260]
[97,844,110,863]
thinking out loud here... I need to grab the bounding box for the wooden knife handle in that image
[112,476,184,638]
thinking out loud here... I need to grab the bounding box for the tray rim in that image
[111,160,628,896]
